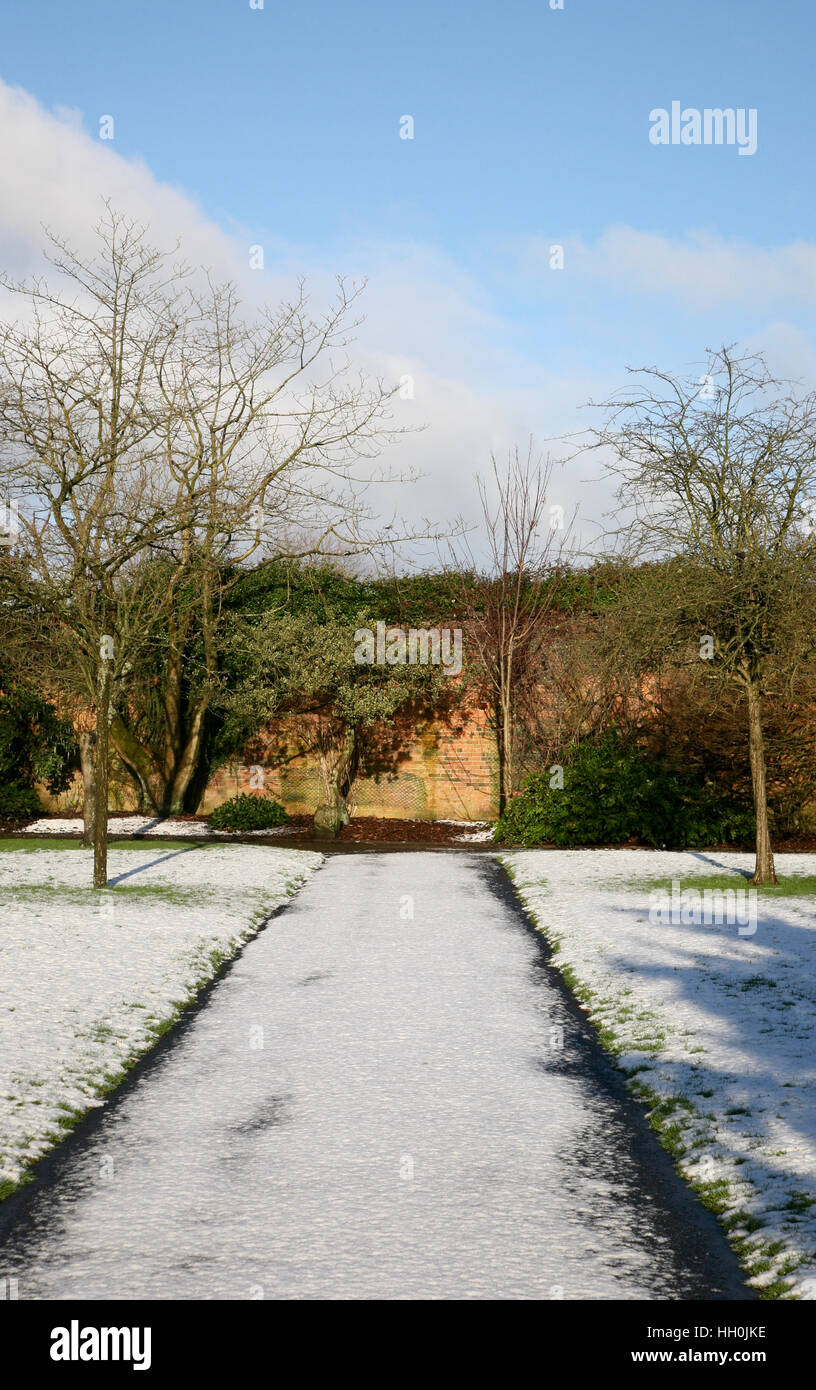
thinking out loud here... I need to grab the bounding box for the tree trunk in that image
[495,647,515,815]
[501,689,513,811]
[746,680,777,885]
[313,785,351,838]
[110,714,163,814]
[167,698,208,814]
[495,688,513,815]
[93,650,112,889]
[77,728,96,848]
[314,726,357,838]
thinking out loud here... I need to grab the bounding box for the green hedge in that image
[495,730,756,849]
[0,781,42,826]
[0,674,77,826]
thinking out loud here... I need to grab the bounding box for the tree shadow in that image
[686,850,753,878]
[592,896,816,1284]
[107,846,201,885]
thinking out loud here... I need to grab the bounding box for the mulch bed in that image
[229,815,485,847]
[3,813,487,848]
[10,812,816,853]
[322,817,481,845]
[166,820,816,852]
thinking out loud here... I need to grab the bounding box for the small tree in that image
[596,347,816,884]
[449,445,574,813]
[0,208,188,884]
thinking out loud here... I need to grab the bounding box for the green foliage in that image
[0,673,77,823]
[229,559,472,628]
[209,793,289,832]
[0,781,42,825]
[495,729,755,848]
[109,553,635,809]
[227,556,621,630]
[224,608,445,729]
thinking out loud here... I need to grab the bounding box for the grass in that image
[500,860,805,1300]
[0,837,216,853]
[0,871,307,1206]
[0,882,214,908]
[631,1075,800,1297]
[623,871,816,897]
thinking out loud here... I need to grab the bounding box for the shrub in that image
[0,781,42,826]
[0,675,76,827]
[209,792,289,832]
[494,730,755,849]
[0,675,76,800]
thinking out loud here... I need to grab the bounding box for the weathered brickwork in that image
[202,705,500,821]
[39,705,501,821]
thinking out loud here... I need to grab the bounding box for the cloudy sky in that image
[1,0,814,554]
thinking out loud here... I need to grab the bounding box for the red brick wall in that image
[200,705,500,821]
[38,705,500,821]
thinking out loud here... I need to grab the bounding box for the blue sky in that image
[1,0,815,533]
[3,0,809,247]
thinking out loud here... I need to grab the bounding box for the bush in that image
[0,781,42,826]
[209,792,289,832]
[494,730,755,849]
[0,675,76,799]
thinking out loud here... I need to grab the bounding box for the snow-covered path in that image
[0,853,747,1300]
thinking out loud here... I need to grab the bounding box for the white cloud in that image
[7,78,811,561]
[52,105,85,133]
[0,80,238,280]
[527,225,816,310]
[0,77,613,553]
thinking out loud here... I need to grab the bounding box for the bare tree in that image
[108,273,419,815]
[595,346,816,884]
[0,207,424,880]
[449,444,574,813]
[0,207,189,884]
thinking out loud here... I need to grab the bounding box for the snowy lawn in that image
[0,841,321,1198]
[505,848,816,1300]
[21,815,299,838]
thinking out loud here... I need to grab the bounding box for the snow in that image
[453,826,496,843]
[436,820,496,843]
[0,853,745,1299]
[505,848,816,1299]
[4,839,811,1297]
[21,816,298,838]
[0,843,321,1192]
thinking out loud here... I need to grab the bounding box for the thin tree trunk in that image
[746,680,777,885]
[501,687,513,810]
[496,654,514,814]
[162,640,186,784]
[93,650,112,889]
[77,728,96,848]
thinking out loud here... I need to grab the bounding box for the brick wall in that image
[201,704,500,821]
[39,705,501,821]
